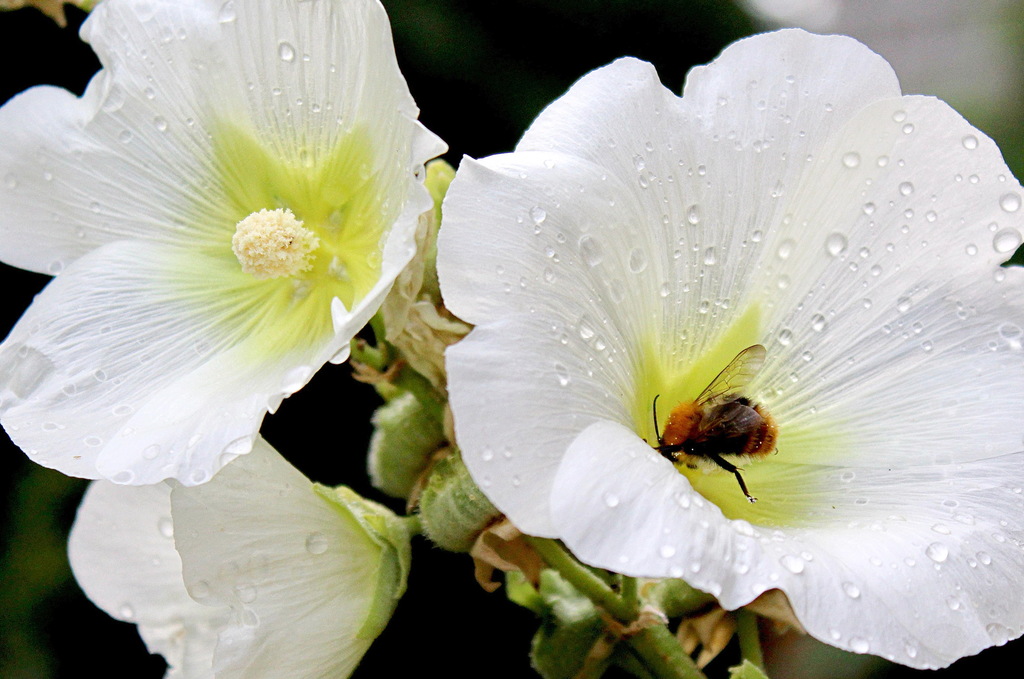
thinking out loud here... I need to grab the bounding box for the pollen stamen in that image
[232,208,319,279]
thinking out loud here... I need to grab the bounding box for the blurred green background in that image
[2,1,1024,677]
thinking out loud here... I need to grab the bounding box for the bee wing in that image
[693,344,766,407]
[697,400,763,440]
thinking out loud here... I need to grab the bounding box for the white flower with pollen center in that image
[438,29,1024,668]
[0,0,445,484]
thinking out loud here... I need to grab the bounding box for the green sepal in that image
[643,578,715,618]
[418,449,500,552]
[313,484,414,639]
[367,391,445,498]
[530,569,608,679]
[728,660,770,679]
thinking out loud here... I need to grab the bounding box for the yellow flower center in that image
[232,208,320,279]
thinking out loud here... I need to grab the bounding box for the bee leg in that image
[709,453,757,503]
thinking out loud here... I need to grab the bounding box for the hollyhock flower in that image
[68,437,412,678]
[0,0,445,484]
[438,29,1024,668]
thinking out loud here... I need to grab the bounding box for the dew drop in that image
[118,603,135,620]
[904,641,918,659]
[628,248,648,273]
[925,542,949,563]
[189,469,209,484]
[578,235,604,266]
[780,554,805,573]
[896,297,912,313]
[660,545,677,558]
[862,202,876,215]
[702,247,716,266]
[810,314,827,332]
[825,232,848,257]
[965,243,978,256]
[278,41,296,62]
[218,0,237,22]
[112,470,135,484]
[898,181,914,196]
[686,204,701,225]
[776,239,796,260]
[999,192,1022,213]
[142,444,160,460]
[157,516,174,538]
[842,151,861,168]
[777,329,793,346]
[842,581,861,599]
[234,584,258,603]
[993,228,1022,253]
[529,205,547,225]
[603,492,620,508]
[306,532,329,554]
[850,637,870,653]
[223,436,253,456]
[554,362,570,387]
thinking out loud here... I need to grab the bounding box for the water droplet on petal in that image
[993,228,1022,253]
[118,603,135,620]
[660,545,676,558]
[113,471,135,484]
[578,235,604,266]
[898,181,914,196]
[554,362,570,387]
[825,232,848,257]
[842,152,861,168]
[926,542,949,563]
[603,492,620,508]
[780,554,805,573]
[810,314,827,332]
[278,41,296,62]
[218,0,237,22]
[306,532,329,554]
[686,204,701,225]
[1000,192,1021,213]
[842,581,861,599]
[234,583,258,603]
[850,637,870,654]
[157,516,174,538]
[529,206,547,225]
[962,135,979,150]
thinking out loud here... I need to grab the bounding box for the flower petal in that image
[552,419,1024,668]
[0,241,339,484]
[68,480,227,677]
[171,437,410,679]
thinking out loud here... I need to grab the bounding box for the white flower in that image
[68,436,412,679]
[437,29,1024,668]
[0,0,445,485]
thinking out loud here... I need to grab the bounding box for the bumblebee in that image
[653,344,777,503]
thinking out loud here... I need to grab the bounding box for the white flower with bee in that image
[438,29,1024,668]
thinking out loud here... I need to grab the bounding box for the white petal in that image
[552,420,1024,668]
[0,0,443,273]
[171,437,404,679]
[0,241,343,484]
[68,480,227,677]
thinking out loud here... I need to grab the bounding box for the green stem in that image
[627,626,706,679]
[736,609,764,671]
[527,538,707,679]
[621,575,640,619]
[349,337,387,371]
[526,537,634,621]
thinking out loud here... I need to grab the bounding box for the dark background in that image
[2,2,1024,678]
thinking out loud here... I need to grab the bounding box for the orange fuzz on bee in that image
[652,344,777,503]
